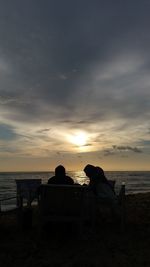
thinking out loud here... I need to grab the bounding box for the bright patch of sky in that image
[0,0,150,171]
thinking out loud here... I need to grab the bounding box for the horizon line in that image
[0,170,150,173]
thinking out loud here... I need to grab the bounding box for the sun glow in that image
[69,132,88,147]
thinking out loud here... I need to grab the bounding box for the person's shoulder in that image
[66,176,74,184]
[48,176,56,184]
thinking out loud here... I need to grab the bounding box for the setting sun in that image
[69,132,88,147]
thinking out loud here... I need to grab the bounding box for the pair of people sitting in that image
[48,165,121,222]
[48,164,116,202]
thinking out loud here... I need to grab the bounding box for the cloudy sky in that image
[0,0,150,171]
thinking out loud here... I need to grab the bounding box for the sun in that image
[69,132,88,147]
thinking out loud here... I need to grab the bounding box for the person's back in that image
[84,164,121,221]
[84,164,116,200]
[48,165,74,185]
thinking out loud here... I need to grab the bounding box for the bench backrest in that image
[39,184,89,217]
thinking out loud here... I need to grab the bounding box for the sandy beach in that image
[0,193,150,267]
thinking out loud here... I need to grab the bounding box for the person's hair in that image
[55,165,66,176]
[83,164,96,177]
[95,166,105,176]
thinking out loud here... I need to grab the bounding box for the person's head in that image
[95,166,105,176]
[55,165,66,176]
[83,164,96,178]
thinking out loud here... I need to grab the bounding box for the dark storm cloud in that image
[0,0,150,130]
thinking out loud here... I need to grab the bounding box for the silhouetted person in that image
[84,164,116,200]
[48,165,74,185]
[95,166,115,192]
[84,164,120,222]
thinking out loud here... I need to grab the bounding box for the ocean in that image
[0,171,150,211]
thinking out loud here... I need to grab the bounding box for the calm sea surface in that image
[0,171,150,211]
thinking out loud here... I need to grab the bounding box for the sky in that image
[0,0,150,171]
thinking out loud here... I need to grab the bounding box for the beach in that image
[0,192,150,267]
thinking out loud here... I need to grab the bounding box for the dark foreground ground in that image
[0,193,150,267]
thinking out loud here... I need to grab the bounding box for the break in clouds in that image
[0,0,150,160]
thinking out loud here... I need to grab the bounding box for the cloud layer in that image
[0,1,150,170]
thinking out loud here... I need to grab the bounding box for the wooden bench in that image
[38,182,126,234]
[38,184,94,235]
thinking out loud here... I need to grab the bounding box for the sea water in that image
[0,171,150,211]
